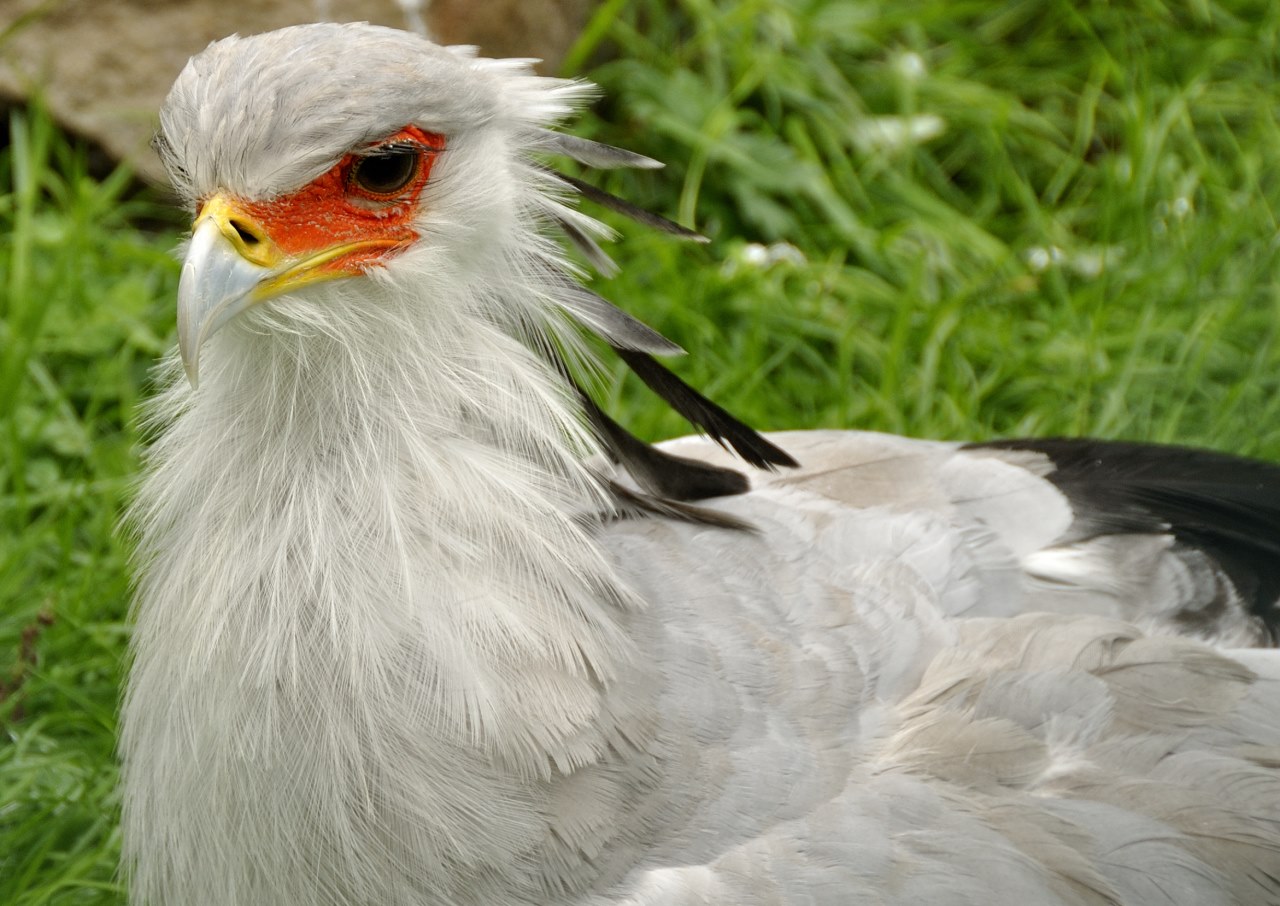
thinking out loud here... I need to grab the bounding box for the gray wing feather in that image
[587,463,1280,904]
[649,430,1274,644]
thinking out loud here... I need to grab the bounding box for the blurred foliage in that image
[1,107,178,903]
[570,0,1280,447]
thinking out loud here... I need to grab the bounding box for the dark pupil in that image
[354,150,416,194]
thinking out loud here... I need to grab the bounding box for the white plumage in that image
[123,23,1280,906]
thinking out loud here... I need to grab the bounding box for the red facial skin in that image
[204,125,446,275]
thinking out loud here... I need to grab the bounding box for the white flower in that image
[895,51,927,82]
[852,114,946,153]
[722,242,808,276]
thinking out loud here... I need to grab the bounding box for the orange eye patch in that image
[206,126,446,272]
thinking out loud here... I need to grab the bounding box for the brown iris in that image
[349,147,421,198]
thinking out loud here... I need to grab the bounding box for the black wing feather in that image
[970,437,1280,638]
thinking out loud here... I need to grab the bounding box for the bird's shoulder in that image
[604,429,1280,645]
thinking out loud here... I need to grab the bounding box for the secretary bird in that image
[123,22,1280,906]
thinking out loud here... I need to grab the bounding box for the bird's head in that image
[155,23,791,484]
[158,23,594,386]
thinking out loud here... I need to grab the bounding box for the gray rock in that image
[0,0,593,183]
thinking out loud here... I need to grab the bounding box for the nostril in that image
[229,219,260,245]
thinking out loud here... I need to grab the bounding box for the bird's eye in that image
[350,148,420,197]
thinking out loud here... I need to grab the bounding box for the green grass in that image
[4,0,1280,901]
[1,107,179,903]
[579,0,1280,448]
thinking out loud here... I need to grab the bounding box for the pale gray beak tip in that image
[181,347,201,390]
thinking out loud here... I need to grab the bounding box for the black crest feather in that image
[538,131,665,171]
[614,349,798,471]
[536,138,798,517]
[551,278,684,356]
[538,164,708,243]
[576,388,750,501]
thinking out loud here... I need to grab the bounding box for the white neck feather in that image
[123,257,644,904]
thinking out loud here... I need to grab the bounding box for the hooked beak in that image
[177,199,269,388]
[176,195,401,387]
